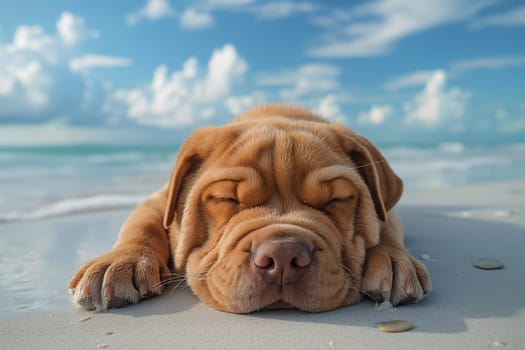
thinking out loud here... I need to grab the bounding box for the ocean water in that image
[0,145,177,224]
[1,142,525,224]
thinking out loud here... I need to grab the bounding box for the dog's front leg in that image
[361,210,432,305]
[68,189,171,311]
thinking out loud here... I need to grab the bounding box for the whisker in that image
[158,277,185,285]
[351,159,386,171]
[153,274,186,290]
[192,269,211,282]
[168,278,187,295]
[339,264,390,302]
[338,263,360,285]
[161,272,186,278]
[191,262,216,282]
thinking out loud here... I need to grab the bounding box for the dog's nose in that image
[252,240,312,285]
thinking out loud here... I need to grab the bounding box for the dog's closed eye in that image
[208,195,240,207]
[325,195,355,207]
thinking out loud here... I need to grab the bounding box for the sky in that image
[0,0,524,146]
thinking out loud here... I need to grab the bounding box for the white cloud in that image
[127,1,217,30]
[180,9,214,29]
[315,95,346,123]
[127,0,176,25]
[0,12,126,120]
[258,2,315,20]
[404,70,470,127]
[472,5,525,28]
[225,92,266,115]
[57,12,98,45]
[357,104,393,125]
[112,44,247,127]
[203,0,255,8]
[5,26,56,62]
[257,63,340,99]
[127,1,313,29]
[1,26,54,113]
[384,70,436,90]
[450,56,525,77]
[308,0,495,58]
[0,60,51,108]
[69,55,132,73]
[385,55,525,91]
[0,12,100,110]
[196,44,248,101]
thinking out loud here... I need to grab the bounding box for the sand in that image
[2,181,525,349]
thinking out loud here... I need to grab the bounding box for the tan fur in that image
[69,104,431,313]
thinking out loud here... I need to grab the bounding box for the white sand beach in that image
[2,180,525,349]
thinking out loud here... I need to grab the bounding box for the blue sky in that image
[0,0,524,145]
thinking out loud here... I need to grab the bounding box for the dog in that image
[69,104,431,313]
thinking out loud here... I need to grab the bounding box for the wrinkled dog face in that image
[163,115,400,313]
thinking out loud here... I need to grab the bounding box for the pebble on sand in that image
[76,315,92,323]
[473,258,504,270]
[378,320,413,333]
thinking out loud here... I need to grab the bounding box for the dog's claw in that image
[106,297,130,309]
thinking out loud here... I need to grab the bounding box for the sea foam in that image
[0,194,146,223]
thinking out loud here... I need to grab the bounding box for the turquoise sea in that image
[1,141,525,224]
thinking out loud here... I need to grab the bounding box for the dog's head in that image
[163,105,402,313]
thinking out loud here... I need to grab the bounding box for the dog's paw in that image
[68,245,170,311]
[361,243,431,305]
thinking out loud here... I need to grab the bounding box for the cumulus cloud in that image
[127,1,216,30]
[0,12,130,121]
[111,44,247,127]
[315,95,346,123]
[471,5,525,28]
[404,70,470,127]
[127,0,176,25]
[308,0,495,58]
[69,55,132,73]
[127,1,315,29]
[57,12,99,46]
[0,26,56,114]
[180,9,214,29]
[0,60,51,110]
[257,63,340,99]
[5,26,56,62]
[225,92,266,115]
[357,104,393,125]
[197,44,248,101]
[257,2,315,20]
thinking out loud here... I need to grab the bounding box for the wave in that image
[0,194,146,224]
[383,144,466,158]
[437,142,465,154]
[392,156,512,175]
[86,152,147,164]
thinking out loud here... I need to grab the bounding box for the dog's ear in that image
[163,126,220,229]
[330,124,403,222]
